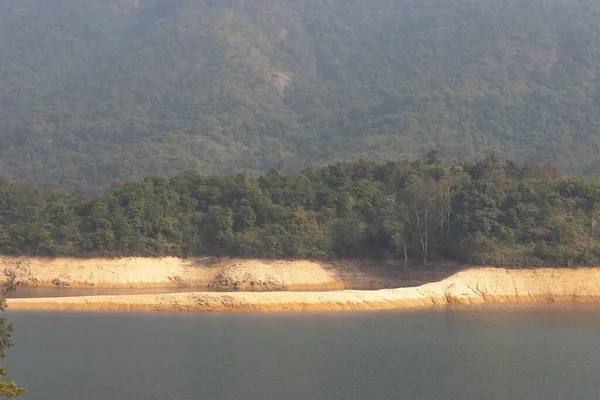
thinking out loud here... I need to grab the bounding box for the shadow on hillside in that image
[328,261,465,290]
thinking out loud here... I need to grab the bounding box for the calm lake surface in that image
[6,304,600,400]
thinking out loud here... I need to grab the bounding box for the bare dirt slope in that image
[0,256,346,290]
[208,259,343,290]
[0,256,444,291]
[0,256,457,291]
[8,267,600,313]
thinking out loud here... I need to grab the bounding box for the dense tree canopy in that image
[0,154,599,267]
[2,0,600,190]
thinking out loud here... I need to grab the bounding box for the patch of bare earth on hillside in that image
[207,259,343,291]
[0,256,462,293]
[264,68,291,96]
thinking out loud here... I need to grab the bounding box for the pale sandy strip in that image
[8,267,600,313]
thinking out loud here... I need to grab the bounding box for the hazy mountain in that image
[2,0,600,189]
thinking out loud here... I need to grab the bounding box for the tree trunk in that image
[440,210,444,246]
[423,211,428,265]
[415,211,426,264]
[403,244,408,272]
[446,186,451,241]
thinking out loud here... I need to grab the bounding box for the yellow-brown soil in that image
[0,256,344,290]
[8,266,600,313]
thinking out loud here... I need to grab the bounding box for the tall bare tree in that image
[400,174,454,265]
[381,195,409,271]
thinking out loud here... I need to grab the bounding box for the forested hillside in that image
[1,153,599,267]
[2,0,600,189]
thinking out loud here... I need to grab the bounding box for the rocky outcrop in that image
[8,267,600,313]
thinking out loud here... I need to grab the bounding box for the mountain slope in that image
[2,0,600,189]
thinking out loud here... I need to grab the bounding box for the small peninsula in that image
[3,257,600,313]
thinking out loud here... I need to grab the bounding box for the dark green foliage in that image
[0,273,26,399]
[3,0,600,190]
[1,153,599,267]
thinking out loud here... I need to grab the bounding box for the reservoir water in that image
[5,304,600,400]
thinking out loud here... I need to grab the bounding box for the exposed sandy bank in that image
[8,267,600,313]
[0,256,344,290]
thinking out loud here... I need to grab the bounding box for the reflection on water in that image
[5,303,600,400]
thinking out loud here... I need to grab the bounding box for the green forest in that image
[1,152,599,267]
[2,0,600,190]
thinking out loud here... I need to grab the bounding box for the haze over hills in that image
[2,0,600,190]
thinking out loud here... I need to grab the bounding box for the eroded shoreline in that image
[8,267,600,313]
